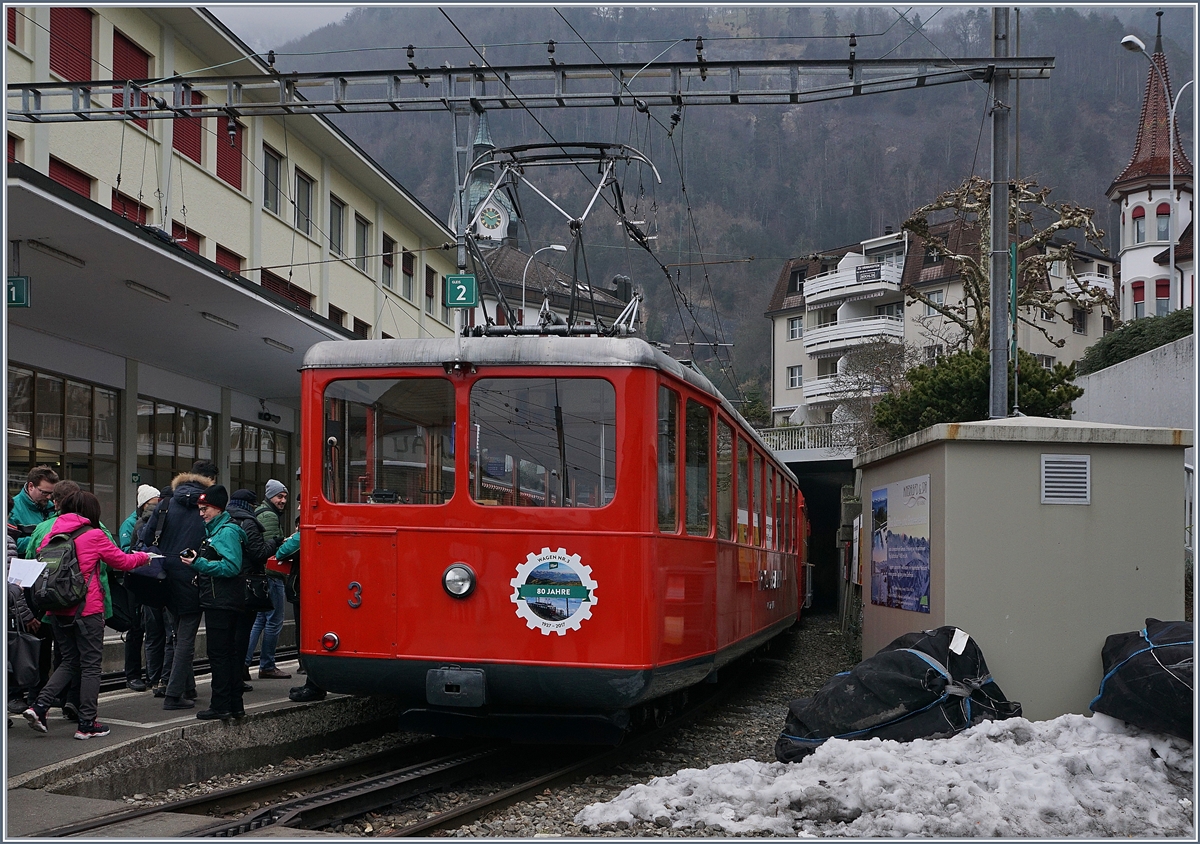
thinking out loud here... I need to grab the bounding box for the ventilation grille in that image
[1041,454,1091,505]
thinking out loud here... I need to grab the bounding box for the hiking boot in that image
[62,701,80,722]
[288,684,326,703]
[7,698,28,715]
[74,720,111,740]
[258,668,291,680]
[195,709,231,721]
[230,709,247,719]
[127,679,148,692]
[23,706,48,733]
[163,696,194,710]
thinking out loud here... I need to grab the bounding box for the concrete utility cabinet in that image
[855,417,1191,722]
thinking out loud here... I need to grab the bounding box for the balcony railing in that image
[1061,272,1115,297]
[759,422,857,453]
[803,373,841,403]
[803,314,904,356]
[804,263,904,307]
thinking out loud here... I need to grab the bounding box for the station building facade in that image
[5,6,458,527]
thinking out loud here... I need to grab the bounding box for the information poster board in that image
[870,474,931,613]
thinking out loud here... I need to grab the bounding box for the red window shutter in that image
[49,157,91,199]
[216,118,243,189]
[1131,206,1145,219]
[7,134,16,164]
[173,91,203,163]
[215,245,242,274]
[1156,279,1171,299]
[111,190,148,224]
[402,250,414,275]
[261,269,313,310]
[1157,203,1171,215]
[112,30,150,128]
[1132,282,1145,303]
[496,307,506,326]
[171,221,200,254]
[7,7,16,44]
[50,8,92,82]
[382,236,395,267]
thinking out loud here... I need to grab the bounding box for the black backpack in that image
[30,525,95,612]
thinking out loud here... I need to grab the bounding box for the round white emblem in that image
[510,547,597,635]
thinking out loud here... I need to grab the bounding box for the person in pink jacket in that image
[23,491,151,740]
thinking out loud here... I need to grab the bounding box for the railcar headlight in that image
[442,563,476,598]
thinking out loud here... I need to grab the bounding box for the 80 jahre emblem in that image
[510,547,597,635]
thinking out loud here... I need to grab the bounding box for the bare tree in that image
[827,338,925,452]
[902,175,1117,352]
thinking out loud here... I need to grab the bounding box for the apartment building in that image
[5,7,457,525]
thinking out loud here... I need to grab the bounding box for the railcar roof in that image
[303,336,793,481]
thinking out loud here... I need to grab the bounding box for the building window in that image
[7,6,17,46]
[788,267,805,295]
[8,365,121,530]
[261,269,312,310]
[814,309,836,328]
[328,304,346,327]
[425,266,436,315]
[111,190,149,224]
[1157,203,1171,241]
[1132,281,1145,319]
[49,7,93,82]
[1040,306,1056,322]
[787,316,803,340]
[1156,279,1171,316]
[173,90,203,163]
[354,215,370,272]
[171,221,200,254]
[1132,206,1146,244]
[787,366,803,389]
[1072,308,1087,335]
[294,170,314,235]
[217,118,243,190]
[402,250,415,300]
[875,301,903,318]
[329,196,345,255]
[382,235,395,290]
[924,344,944,363]
[1103,315,1114,334]
[262,147,282,215]
[49,157,92,199]
[228,421,290,510]
[925,289,945,316]
[923,247,943,266]
[352,318,370,339]
[215,245,242,275]
[1034,354,1056,370]
[112,31,150,130]
[8,134,19,164]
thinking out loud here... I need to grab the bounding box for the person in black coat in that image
[226,490,272,695]
[137,471,211,710]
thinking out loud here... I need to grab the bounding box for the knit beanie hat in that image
[228,489,257,511]
[198,485,229,511]
[264,479,288,500]
[136,484,161,508]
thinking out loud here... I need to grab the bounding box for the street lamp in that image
[522,244,567,326]
[1122,33,1193,312]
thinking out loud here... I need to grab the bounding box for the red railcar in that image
[299,337,806,741]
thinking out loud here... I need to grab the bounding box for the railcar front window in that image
[323,378,455,505]
[470,378,616,508]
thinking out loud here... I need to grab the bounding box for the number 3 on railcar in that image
[299,337,807,743]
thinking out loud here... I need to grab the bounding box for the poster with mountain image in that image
[870,475,931,613]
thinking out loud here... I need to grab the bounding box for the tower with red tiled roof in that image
[1108,11,1194,318]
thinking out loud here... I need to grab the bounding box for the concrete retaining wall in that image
[1073,334,1194,431]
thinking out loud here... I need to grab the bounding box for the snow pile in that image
[575,714,1195,837]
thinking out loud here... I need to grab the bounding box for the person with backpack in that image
[227,490,274,695]
[22,491,152,739]
[112,484,162,691]
[136,485,176,697]
[138,470,212,710]
[246,479,290,681]
[179,485,246,720]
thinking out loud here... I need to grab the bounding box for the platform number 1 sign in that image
[445,274,478,308]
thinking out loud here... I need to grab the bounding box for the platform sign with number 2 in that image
[445,274,478,308]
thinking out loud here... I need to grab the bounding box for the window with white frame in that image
[1157,204,1171,241]
[329,196,345,255]
[925,289,944,316]
[262,147,282,215]
[1034,354,1056,370]
[924,344,943,363]
[1133,207,1146,244]
[355,215,370,272]
[294,170,314,235]
[1040,306,1056,322]
[1072,308,1087,335]
[382,235,396,289]
[875,301,903,318]
[787,366,803,389]
[787,317,803,340]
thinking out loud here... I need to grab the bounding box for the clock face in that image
[480,206,502,230]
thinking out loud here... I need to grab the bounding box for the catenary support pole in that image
[990,7,1012,419]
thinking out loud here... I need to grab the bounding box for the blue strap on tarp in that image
[1089,626,1194,711]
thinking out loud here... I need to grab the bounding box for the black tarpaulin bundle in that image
[1089,618,1193,741]
[775,626,1022,763]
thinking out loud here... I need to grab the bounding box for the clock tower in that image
[464,112,518,245]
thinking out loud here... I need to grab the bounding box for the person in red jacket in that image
[23,491,151,740]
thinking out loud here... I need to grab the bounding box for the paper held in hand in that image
[7,558,47,587]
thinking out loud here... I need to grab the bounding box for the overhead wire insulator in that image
[848,33,856,79]
[267,49,276,69]
[695,36,707,82]
[547,39,556,66]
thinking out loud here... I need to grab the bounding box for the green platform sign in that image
[7,276,30,308]
[445,274,478,308]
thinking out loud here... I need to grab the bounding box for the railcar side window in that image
[737,437,750,544]
[323,378,455,505]
[658,386,679,531]
[469,378,616,508]
[684,399,712,537]
[716,420,733,541]
[754,453,765,546]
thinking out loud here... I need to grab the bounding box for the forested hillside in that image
[271,6,1193,401]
